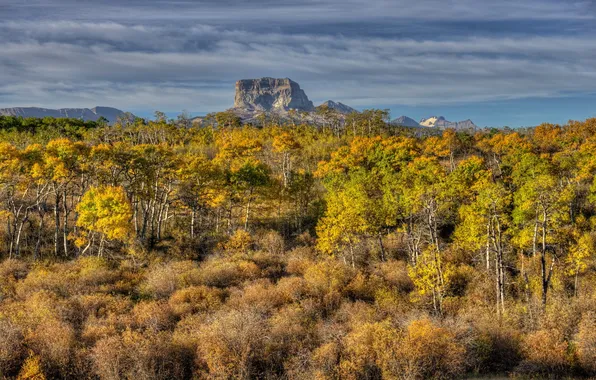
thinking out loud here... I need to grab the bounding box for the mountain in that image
[419,116,446,127]
[392,115,420,127]
[419,116,477,130]
[233,77,315,112]
[318,100,357,115]
[0,106,130,124]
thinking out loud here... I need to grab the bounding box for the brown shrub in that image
[345,272,383,302]
[339,320,398,379]
[575,312,596,374]
[464,321,522,374]
[199,257,260,288]
[312,342,341,379]
[255,230,285,256]
[517,329,571,375]
[92,330,190,380]
[27,320,75,378]
[132,300,175,331]
[141,260,201,299]
[227,279,287,312]
[0,259,28,301]
[275,276,308,303]
[303,259,355,313]
[74,256,120,290]
[285,246,317,275]
[303,259,354,297]
[168,285,226,317]
[15,266,75,298]
[372,260,415,294]
[90,335,125,380]
[249,251,286,279]
[195,309,267,379]
[0,318,26,377]
[397,319,466,379]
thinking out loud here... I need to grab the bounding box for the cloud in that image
[0,0,595,116]
[2,0,593,23]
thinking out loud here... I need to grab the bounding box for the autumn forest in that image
[0,112,596,379]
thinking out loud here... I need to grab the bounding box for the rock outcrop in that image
[318,100,357,115]
[0,106,130,124]
[234,77,315,112]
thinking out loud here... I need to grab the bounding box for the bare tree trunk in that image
[62,190,69,256]
[486,222,491,270]
[378,233,386,262]
[34,212,44,260]
[244,189,253,231]
[348,239,356,268]
[190,209,196,239]
[54,191,60,256]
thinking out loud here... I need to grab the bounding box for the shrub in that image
[0,259,28,301]
[372,260,414,294]
[27,320,75,378]
[249,251,285,279]
[224,229,254,254]
[275,276,308,303]
[397,319,466,379]
[168,285,226,317]
[227,279,287,312]
[199,257,260,288]
[517,329,571,375]
[575,312,596,374]
[339,321,398,379]
[132,300,175,332]
[17,353,46,380]
[255,230,285,255]
[303,259,355,313]
[92,330,190,380]
[195,309,267,378]
[141,261,201,299]
[464,322,522,373]
[0,319,26,377]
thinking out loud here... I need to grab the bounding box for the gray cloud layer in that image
[1,0,595,115]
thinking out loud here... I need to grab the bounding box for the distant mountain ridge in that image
[392,116,420,128]
[0,106,130,124]
[0,79,478,130]
[392,115,477,130]
[318,100,357,115]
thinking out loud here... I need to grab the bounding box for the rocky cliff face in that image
[234,78,315,112]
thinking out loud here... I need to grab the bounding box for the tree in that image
[76,186,133,256]
[229,160,270,231]
[565,232,594,297]
[455,174,511,315]
[316,172,373,267]
[511,153,573,307]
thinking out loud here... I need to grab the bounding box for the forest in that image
[0,112,595,379]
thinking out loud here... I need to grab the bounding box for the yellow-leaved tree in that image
[76,186,132,256]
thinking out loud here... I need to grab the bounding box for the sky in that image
[1,0,596,127]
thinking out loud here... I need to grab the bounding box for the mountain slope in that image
[0,106,131,124]
[318,100,357,115]
[420,116,477,130]
[392,115,420,127]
